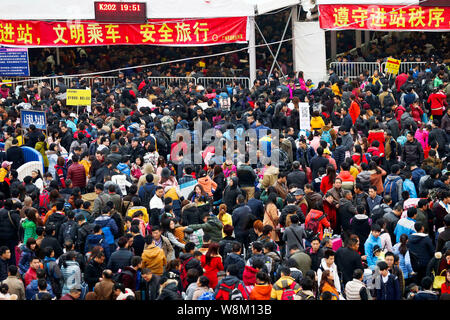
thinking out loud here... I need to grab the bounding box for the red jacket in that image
[242,265,258,287]
[395,73,408,93]
[323,199,337,231]
[428,92,448,116]
[67,162,87,188]
[367,130,385,155]
[320,175,334,195]
[305,209,330,240]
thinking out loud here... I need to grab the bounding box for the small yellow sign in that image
[66,89,91,106]
[385,57,401,75]
[2,80,12,87]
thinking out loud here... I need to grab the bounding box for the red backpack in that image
[281,281,297,300]
[39,189,50,210]
[215,282,248,300]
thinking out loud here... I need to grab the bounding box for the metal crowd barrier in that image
[1,76,252,91]
[380,61,427,75]
[330,62,381,80]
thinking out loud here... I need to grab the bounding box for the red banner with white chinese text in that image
[0,17,248,47]
[319,5,450,31]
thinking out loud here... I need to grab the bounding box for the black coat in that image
[236,165,257,188]
[107,248,133,273]
[402,139,423,166]
[376,274,401,300]
[213,172,226,202]
[181,204,201,226]
[232,204,252,238]
[0,208,20,242]
[6,146,25,170]
[287,170,307,189]
[335,247,364,286]
[407,233,434,269]
[247,198,264,221]
[157,281,182,300]
[338,198,357,232]
[222,184,242,212]
[139,275,161,300]
[85,260,105,291]
[39,236,64,259]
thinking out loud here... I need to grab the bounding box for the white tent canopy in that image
[1,0,300,20]
[317,0,419,4]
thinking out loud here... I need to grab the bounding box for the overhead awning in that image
[318,1,450,31]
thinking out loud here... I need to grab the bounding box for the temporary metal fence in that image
[1,75,252,91]
[330,62,381,80]
[380,61,427,75]
[195,77,251,89]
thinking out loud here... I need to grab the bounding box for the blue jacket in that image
[84,234,110,259]
[18,247,35,275]
[94,215,119,237]
[223,253,246,280]
[117,163,131,176]
[394,217,416,243]
[402,179,417,198]
[25,280,55,300]
[407,232,434,268]
[332,145,346,170]
[393,243,414,279]
[364,233,382,269]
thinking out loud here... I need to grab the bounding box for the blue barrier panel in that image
[0,143,45,172]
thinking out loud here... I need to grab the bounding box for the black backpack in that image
[383,93,395,107]
[142,184,156,210]
[61,221,78,243]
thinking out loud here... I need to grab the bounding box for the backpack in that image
[383,93,395,107]
[198,291,215,300]
[219,239,235,257]
[215,282,247,300]
[142,184,156,210]
[61,221,77,242]
[370,205,386,222]
[180,257,194,290]
[383,177,401,205]
[321,129,332,147]
[39,189,50,210]
[363,152,372,163]
[101,226,115,245]
[281,281,297,300]
[297,290,314,300]
[112,269,134,284]
[305,214,325,240]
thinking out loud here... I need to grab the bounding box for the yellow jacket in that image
[0,168,7,183]
[310,116,325,131]
[164,186,179,201]
[80,159,91,177]
[332,83,342,97]
[219,213,233,238]
[270,276,301,300]
[127,206,149,224]
[141,244,167,276]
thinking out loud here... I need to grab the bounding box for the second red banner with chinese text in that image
[0,17,248,47]
[319,5,450,31]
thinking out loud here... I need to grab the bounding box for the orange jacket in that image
[250,284,272,300]
[349,101,360,124]
[197,176,217,197]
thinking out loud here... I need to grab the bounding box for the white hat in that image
[69,113,77,118]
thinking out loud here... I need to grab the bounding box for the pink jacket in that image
[414,129,429,150]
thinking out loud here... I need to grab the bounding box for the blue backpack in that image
[383,176,401,204]
[198,291,215,300]
[321,129,332,146]
[101,226,115,245]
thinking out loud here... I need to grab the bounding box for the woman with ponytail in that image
[393,234,415,285]
[217,204,232,238]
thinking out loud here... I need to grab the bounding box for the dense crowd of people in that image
[0,44,449,301]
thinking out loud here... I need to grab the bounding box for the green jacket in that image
[189,215,223,243]
[22,219,37,243]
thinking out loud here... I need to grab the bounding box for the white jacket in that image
[317,258,342,294]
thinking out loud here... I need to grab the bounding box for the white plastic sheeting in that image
[293,21,327,88]
[0,0,300,20]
